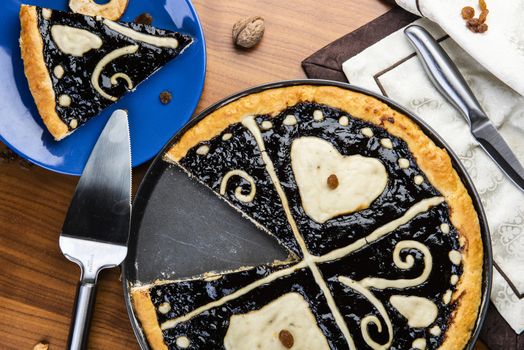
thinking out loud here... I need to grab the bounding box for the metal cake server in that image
[405,25,524,192]
[59,109,132,350]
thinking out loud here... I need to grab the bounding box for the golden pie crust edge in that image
[20,5,70,141]
[69,0,129,21]
[132,290,168,350]
[133,85,483,350]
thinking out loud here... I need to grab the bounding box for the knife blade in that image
[474,121,524,190]
[404,25,524,192]
[59,109,132,350]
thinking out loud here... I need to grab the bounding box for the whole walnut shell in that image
[232,16,265,49]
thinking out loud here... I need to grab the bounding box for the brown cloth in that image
[302,7,417,82]
[301,6,524,350]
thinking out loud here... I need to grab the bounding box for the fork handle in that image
[67,281,98,350]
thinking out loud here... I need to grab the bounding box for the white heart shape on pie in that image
[224,292,330,350]
[51,25,103,57]
[291,137,388,223]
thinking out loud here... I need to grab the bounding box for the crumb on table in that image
[33,343,49,350]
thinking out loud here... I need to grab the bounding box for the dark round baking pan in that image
[122,79,492,350]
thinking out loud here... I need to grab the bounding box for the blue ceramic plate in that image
[0,0,206,175]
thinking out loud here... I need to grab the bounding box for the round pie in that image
[131,85,483,350]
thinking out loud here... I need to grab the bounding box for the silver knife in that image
[59,109,132,350]
[404,25,524,192]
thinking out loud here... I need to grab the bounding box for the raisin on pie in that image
[19,5,192,140]
[131,85,483,350]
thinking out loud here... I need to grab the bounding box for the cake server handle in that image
[67,280,98,350]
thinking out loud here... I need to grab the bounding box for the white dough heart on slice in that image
[224,292,330,350]
[291,137,388,223]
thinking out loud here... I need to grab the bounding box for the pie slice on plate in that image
[130,85,484,350]
[19,5,192,140]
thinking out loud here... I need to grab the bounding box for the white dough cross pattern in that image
[160,116,455,350]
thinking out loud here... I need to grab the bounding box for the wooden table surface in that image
[0,1,488,349]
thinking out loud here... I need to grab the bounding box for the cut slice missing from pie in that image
[19,5,192,140]
[130,85,484,350]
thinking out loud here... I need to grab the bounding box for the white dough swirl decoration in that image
[359,240,432,290]
[220,170,257,203]
[339,277,392,350]
[110,72,134,90]
[338,240,433,349]
[91,45,139,101]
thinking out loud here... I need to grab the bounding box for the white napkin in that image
[342,18,524,334]
[396,0,524,97]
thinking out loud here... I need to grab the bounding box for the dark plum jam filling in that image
[36,7,192,129]
[150,102,463,349]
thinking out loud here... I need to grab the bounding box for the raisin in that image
[160,91,173,105]
[479,0,488,12]
[462,1,489,33]
[477,23,488,33]
[467,18,480,27]
[278,330,294,348]
[466,18,481,32]
[479,8,489,23]
[461,6,475,20]
[327,174,339,190]
[134,13,153,25]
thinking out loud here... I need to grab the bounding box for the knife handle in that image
[404,25,487,128]
[67,281,98,350]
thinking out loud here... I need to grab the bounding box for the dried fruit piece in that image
[134,12,153,25]
[327,174,339,190]
[461,6,475,20]
[478,7,489,23]
[466,18,480,32]
[477,23,488,33]
[479,0,488,12]
[463,0,489,33]
[160,91,173,105]
[278,329,294,348]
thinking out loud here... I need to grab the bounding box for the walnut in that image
[232,16,265,49]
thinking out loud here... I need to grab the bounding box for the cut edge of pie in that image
[131,259,298,350]
[132,85,483,350]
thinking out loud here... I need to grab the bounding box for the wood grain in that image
[0,1,488,349]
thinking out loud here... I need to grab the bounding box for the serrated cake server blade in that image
[59,109,132,350]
